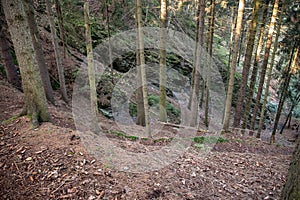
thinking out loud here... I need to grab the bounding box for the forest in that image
[0,0,299,199]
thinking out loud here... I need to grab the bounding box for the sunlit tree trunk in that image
[84,2,98,117]
[250,0,279,130]
[2,0,49,127]
[227,5,237,86]
[46,0,68,102]
[26,0,54,104]
[136,0,151,138]
[0,10,21,89]
[271,46,298,144]
[242,0,270,131]
[159,0,168,122]
[257,2,285,137]
[204,0,215,128]
[190,0,205,127]
[233,0,261,127]
[223,0,245,131]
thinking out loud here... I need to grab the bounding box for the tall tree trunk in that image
[280,136,300,199]
[204,0,215,128]
[84,2,98,117]
[46,0,68,102]
[190,0,205,127]
[0,17,21,89]
[106,2,114,84]
[257,3,284,137]
[159,0,168,122]
[26,0,54,104]
[250,0,279,130]
[135,0,145,126]
[223,0,245,131]
[54,0,67,58]
[136,0,151,138]
[2,0,49,127]
[227,5,237,87]
[271,46,298,144]
[242,0,270,131]
[233,0,261,127]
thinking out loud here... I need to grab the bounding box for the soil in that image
[0,78,297,200]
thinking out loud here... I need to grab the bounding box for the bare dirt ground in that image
[0,79,296,200]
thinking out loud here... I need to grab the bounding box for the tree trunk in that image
[271,46,298,144]
[250,0,279,130]
[204,0,215,128]
[2,0,50,127]
[135,0,145,127]
[159,0,168,122]
[233,0,261,127]
[136,0,151,138]
[223,0,245,131]
[84,2,98,117]
[280,136,300,199]
[54,0,67,58]
[46,0,68,102]
[190,0,205,127]
[0,31,19,86]
[242,0,270,131]
[0,18,21,89]
[257,3,285,137]
[106,2,114,84]
[26,0,55,104]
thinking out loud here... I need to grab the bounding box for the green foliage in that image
[193,136,228,144]
[108,130,139,141]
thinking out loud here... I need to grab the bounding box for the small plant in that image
[193,136,228,144]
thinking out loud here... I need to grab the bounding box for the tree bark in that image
[242,0,270,131]
[233,0,261,127]
[84,2,98,117]
[0,4,21,89]
[46,0,68,102]
[159,0,168,122]
[250,0,280,130]
[26,0,54,104]
[190,0,205,127]
[257,2,285,137]
[2,0,50,127]
[223,0,245,131]
[204,0,215,128]
[280,136,300,199]
[136,0,151,138]
[54,0,67,58]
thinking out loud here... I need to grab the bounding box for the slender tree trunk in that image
[84,2,98,117]
[106,2,114,84]
[271,46,298,144]
[55,0,67,58]
[26,0,54,104]
[0,18,21,89]
[242,0,270,131]
[190,0,205,127]
[227,5,237,86]
[280,97,299,135]
[204,0,215,128]
[2,0,49,127]
[257,3,284,137]
[46,0,68,102]
[135,0,145,126]
[136,0,151,138]
[280,136,300,199]
[233,0,261,127]
[159,0,168,122]
[250,0,280,130]
[223,0,245,131]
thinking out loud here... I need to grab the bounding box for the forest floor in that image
[0,78,298,200]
